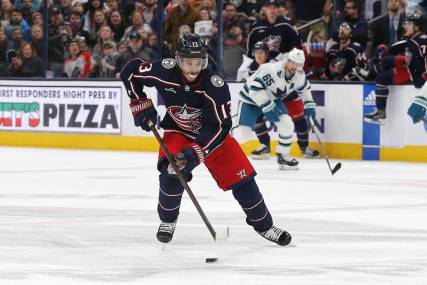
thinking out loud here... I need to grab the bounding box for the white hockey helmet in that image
[287,48,305,66]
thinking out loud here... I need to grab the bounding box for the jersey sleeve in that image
[194,79,232,155]
[119,58,161,100]
[293,70,313,102]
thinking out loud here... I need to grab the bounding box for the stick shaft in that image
[149,123,217,240]
[310,118,334,173]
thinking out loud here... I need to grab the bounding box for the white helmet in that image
[287,48,305,66]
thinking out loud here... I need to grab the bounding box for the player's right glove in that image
[129,98,157,131]
[407,96,427,124]
[261,100,283,123]
[304,100,317,121]
[167,144,205,176]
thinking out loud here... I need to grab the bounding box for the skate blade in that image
[363,117,386,125]
[303,154,320,159]
[278,165,299,170]
[251,154,270,160]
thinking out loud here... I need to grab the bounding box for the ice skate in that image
[277,153,299,170]
[364,109,386,125]
[250,144,271,160]
[303,147,320,159]
[257,225,292,246]
[156,221,177,243]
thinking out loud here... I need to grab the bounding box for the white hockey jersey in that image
[239,57,313,107]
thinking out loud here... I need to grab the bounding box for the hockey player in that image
[324,22,366,81]
[246,0,302,61]
[119,34,291,246]
[233,48,317,170]
[365,14,427,124]
[238,42,319,160]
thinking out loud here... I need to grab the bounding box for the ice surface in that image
[0,147,426,285]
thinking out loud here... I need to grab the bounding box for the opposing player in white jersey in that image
[233,48,316,170]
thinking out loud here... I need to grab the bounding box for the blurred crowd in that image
[0,0,426,80]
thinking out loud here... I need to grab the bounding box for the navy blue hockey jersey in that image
[326,42,366,80]
[246,16,302,59]
[405,34,427,88]
[121,58,232,155]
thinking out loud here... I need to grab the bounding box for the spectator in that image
[163,0,199,49]
[278,2,289,18]
[121,10,153,42]
[294,0,332,42]
[140,0,157,27]
[5,9,31,42]
[17,42,41,76]
[48,29,72,76]
[114,29,156,76]
[30,11,43,27]
[69,11,93,47]
[371,0,405,48]
[325,22,366,80]
[86,9,108,45]
[71,0,85,15]
[116,40,128,57]
[47,7,65,40]
[108,9,127,43]
[178,24,191,36]
[0,0,15,28]
[91,24,114,72]
[7,26,26,51]
[83,0,105,34]
[57,0,73,21]
[195,6,218,54]
[105,0,120,14]
[229,25,245,49]
[222,31,245,80]
[229,0,263,18]
[30,24,42,56]
[4,49,22,76]
[333,0,368,48]
[20,0,35,24]
[147,31,173,58]
[63,39,91,78]
[14,0,40,11]
[0,28,9,67]
[223,3,246,37]
[95,41,119,77]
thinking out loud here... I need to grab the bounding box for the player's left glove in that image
[407,96,427,124]
[167,143,205,175]
[304,100,317,122]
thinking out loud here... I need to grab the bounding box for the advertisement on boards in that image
[0,85,121,134]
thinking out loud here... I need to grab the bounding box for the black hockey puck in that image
[205,258,218,263]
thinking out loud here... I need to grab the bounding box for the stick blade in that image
[331,163,342,175]
[214,226,230,241]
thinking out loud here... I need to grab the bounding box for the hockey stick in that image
[309,118,342,175]
[148,121,228,241]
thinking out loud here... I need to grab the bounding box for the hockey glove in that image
[129,98,157,131]
[304,100,317,121]
[167,144,205,176]
[407,96,427,124]
[261,101,283,123]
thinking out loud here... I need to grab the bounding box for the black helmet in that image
[405,13,425,31]
[253,41,269,55]
[176,34,208,69]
